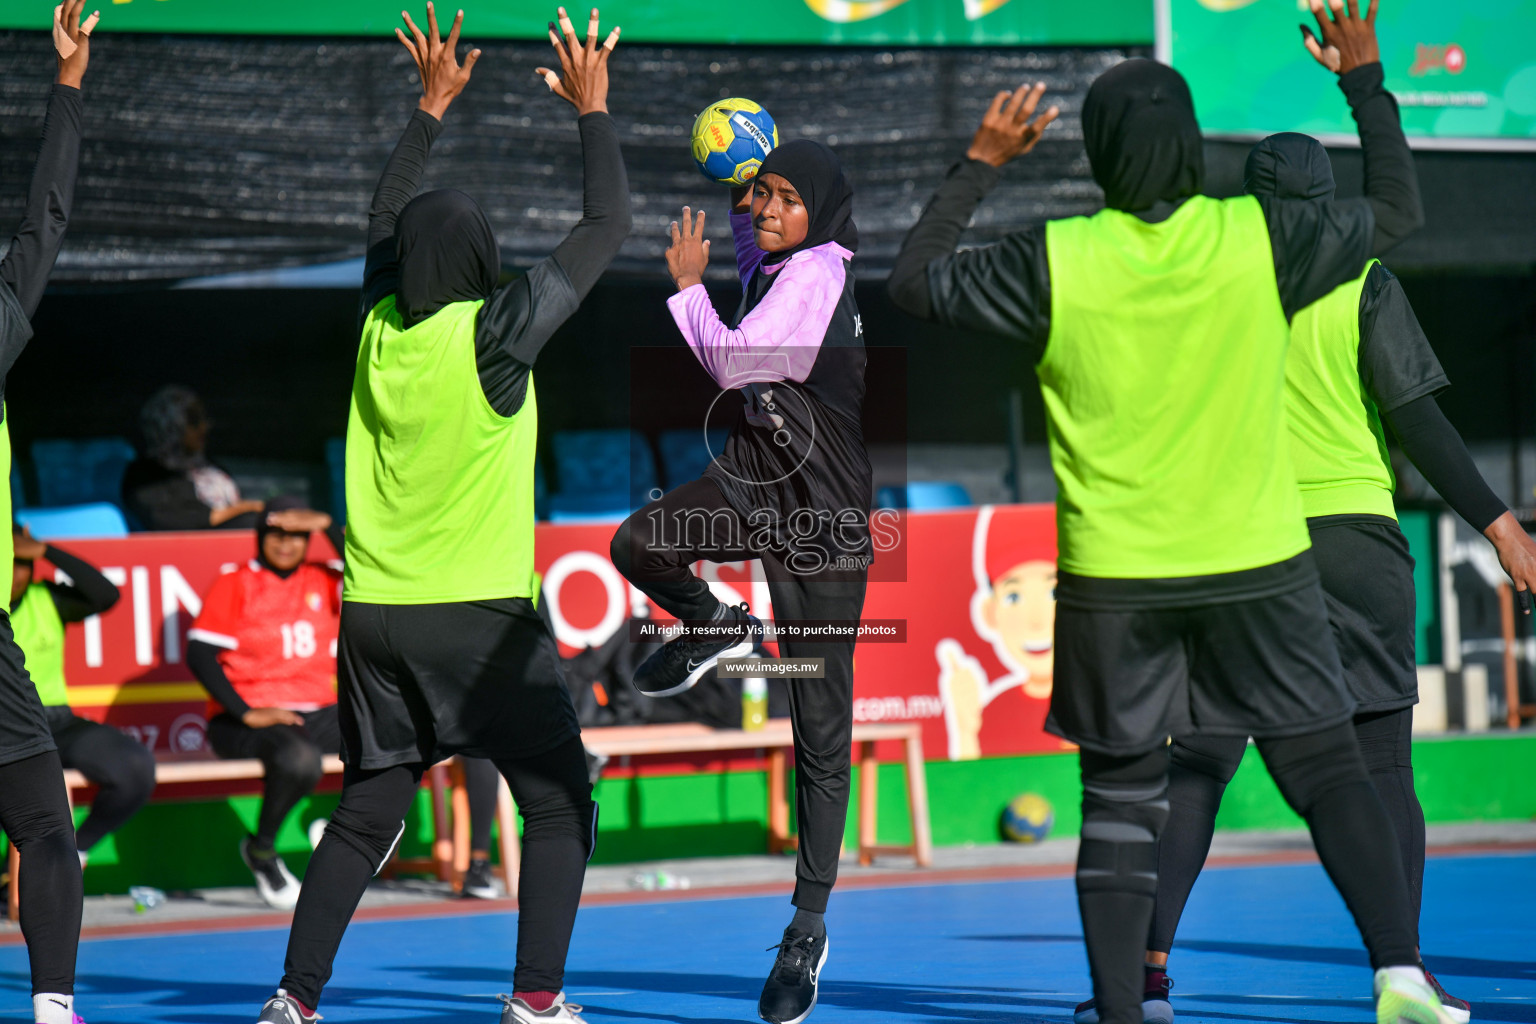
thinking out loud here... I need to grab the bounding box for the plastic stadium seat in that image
[324,437,346,524]
[550,430,658,511]
[546,493,633,524]
[16,502,129,540]
[658,428,730,490]
[876,481,972,511]
[30,437,136,508]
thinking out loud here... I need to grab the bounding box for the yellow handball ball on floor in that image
[690,97,779,186]
[1000,792,1055,843]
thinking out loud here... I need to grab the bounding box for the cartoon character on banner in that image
[935,505,1056,760]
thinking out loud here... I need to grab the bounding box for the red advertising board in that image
[43,504,1069,763]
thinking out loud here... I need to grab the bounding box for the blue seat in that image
[658,428,730,490]
[16,502,130,540]
[550,430,658,510]
[30,437,135,508]
[876,481,973,511]
[324,437,346,524]
[546,493,633,524]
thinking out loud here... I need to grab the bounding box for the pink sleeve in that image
[665,248,847,390]
[731,211,766,289]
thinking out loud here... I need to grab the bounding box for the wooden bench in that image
[5,754,519,921]
[579,718,934,869]
[6,718,932,919]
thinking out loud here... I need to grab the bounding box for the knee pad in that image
[1077,750,1170,897]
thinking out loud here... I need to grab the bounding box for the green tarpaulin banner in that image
[0,0,1153,45]
[1164,0,1536,147]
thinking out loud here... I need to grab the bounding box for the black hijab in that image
[1244,132,1335,203]
[256,494,310,578]
[395,189,500,328]
[1082,59,1205,213]
[754,140,858,266]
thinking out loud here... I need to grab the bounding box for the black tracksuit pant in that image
[611,476,868,914]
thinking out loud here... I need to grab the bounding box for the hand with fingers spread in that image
[535,6,620,116]
[666,206,710,291]
[396,2,481,120]
[966,82,1060,169]
[1300,0,1380,76]
[54,0,100,89]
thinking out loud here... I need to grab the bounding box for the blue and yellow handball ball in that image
[691,98,778,186]
[1000,793,1054,843]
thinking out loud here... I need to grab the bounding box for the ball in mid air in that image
[691,98,778,186]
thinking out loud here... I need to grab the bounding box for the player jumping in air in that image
[252,6,629,1024]
[1071,131,1536,1024]
[0,5,98,1023]
[888,1,1457,1023]
[610,140,869,1024]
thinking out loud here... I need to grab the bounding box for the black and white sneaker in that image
[498,992,587,1022]
[240,836,300,911]
[461,857,499,900]
[633,602,760,698]
[255,988,320,1024]
[758,927,828,1024]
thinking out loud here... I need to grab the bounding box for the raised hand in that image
[535,6,619,116]
[265,508,333,535]
[54,0,100,89]
[397,2,481,120]
[965,83,1060,169]
[12,527,46,562]
[666,206,710,291]
[1300,0,1380,76]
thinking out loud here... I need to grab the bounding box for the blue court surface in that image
[3,851,1533,1024]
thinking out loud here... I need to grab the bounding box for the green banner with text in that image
[0,0,1153,45]
[1166,0,1536,146]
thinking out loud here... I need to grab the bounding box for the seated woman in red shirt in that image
[186,496,342,910]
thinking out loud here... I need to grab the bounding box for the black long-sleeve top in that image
[187,638,249,718]
[359,107,632,417]
[1347,263,1505,532]
[11,544,120,623]
[887,63,1423,356]
[0,84,83,411]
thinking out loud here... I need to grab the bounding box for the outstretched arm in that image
[0,0,96,380]
[1265,0,1423,317]
[1356,265,1535,604]
[887,83,1057,355]
[475,7,627,417]
[360,3,480,321]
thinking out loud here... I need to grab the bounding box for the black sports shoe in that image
[758,927,828,1024]
[461,857,498,900]
[240,835,300,911]
[255,988,320,1023]
[633,602,759,698]
[1423,967,1471,1024]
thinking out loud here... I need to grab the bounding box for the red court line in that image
[3,839,1531,947]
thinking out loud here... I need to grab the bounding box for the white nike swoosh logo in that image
[686,658,708,672]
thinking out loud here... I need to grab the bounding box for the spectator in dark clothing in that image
[10,527,154,868]
[121,386,263,530]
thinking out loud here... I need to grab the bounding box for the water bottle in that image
[129,886,166,913]
[742,674,768,732]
